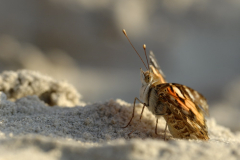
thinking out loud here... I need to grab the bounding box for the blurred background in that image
[0,0,240,131]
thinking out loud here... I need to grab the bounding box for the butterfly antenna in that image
[143,44,149,70]
[122,29,148,70]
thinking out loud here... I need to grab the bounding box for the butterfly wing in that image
[149,51,167,84]
[155,83,209,140]
[172,83,209,116]
[149,52,209,116]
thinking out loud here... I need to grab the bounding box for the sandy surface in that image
[0,70,240,160]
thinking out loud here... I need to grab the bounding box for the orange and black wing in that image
[156,83,209,139]
[172,83,209,116]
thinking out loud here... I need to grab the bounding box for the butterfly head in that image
[140,68,153,85]
[140,65,164,86]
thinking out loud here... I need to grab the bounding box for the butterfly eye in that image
[145,76,150,83]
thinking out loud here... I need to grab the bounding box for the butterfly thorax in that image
[139,69,151,106]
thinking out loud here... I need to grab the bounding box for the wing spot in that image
[185,88,195,100]
[172,86,185,99]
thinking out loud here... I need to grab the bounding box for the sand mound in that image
[0,70,239,160]
[0,70,84,107]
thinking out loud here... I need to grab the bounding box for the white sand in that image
[0,70,240,160]
[0,70,84,106]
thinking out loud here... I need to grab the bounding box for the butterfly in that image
[122,29,209,140]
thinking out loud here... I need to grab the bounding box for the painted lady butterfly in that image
[122,29,209,140]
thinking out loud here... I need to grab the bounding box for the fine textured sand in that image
[0,70,240,160]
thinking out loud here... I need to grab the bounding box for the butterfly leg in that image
[155,113,168,138]
[139,105,146,122]
[122,97,145,128]
[164,120,168,141]
[127,105,146,136]
[127,129,136,136]
[155,118,159,135]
